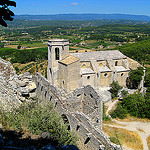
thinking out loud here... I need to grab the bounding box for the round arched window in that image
[121,73,124,76]
[99,63,103,67]
[82,64,86,68]
[104,73,108,77]
[115,61,118,66]
[87,76,90,79]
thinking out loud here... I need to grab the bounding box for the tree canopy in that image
[0,0,16,27]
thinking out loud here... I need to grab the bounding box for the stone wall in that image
[34,73,122,150]
[0,58,37,111]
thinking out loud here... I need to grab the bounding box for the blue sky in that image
[11,0,150,16]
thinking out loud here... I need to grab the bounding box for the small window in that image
[87,76,90,79]
[121,73,124,76]
[99,63,103,67]
[115,61,118,66]
[82,64,86,68]
[104,73,108,77]
[55,48,59,60]
[90,94,93,98]
[50,68,52,74]
[77,94,81,97]
[63,81,64,84]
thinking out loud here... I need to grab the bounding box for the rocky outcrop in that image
[0,58,37,111]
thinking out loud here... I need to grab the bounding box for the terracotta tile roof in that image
[59,55,79,65]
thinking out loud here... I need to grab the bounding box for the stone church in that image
[47,39,142,93]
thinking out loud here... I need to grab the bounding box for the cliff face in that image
[0,58,36,111]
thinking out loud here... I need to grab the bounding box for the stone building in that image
[47,39,142,93]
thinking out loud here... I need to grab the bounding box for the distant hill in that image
[14,14,150,22]
[6,19,149,28]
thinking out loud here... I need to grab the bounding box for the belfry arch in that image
[55,47,59,60]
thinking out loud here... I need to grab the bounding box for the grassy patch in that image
[103,125,143,150]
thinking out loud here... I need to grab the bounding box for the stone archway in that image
[62,114,71,130]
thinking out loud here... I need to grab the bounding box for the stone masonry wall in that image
[0,58,37,111]
[34,73,122,150]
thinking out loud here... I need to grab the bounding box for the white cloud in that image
[70,2,79,6]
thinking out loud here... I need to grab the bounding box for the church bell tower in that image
[47,39,69,85]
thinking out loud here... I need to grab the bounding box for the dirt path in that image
[105,100,119,115]
[104,100,150,150]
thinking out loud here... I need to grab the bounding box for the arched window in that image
[55,48,59,60]
[104,73,108,77]
[82,64,86,68]
[121,73,124,76]
[87,76,90,79]
[99,63,103,67]
[62,114,70,130]
[115,61,118,66]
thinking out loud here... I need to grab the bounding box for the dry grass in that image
[103,125,143,150]
[147,136,150,150]
[103,120,126,127]
[116,114,150,123]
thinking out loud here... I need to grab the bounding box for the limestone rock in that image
[20,97,26,102]
[28,82,36,92]
[17,80,27,87]
[29,92,36,98]
[18,87,29,95]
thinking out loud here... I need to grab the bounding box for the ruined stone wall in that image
[0,58,37,111]
[34,73,121,150]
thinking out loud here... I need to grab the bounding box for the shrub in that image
[121,90,128,98]
[127,67,144,89]
[109,81,122,99]
[103,114,111,121]
[0,102,77,146]
[110,136,120,145]
[110,104,127,119]
[111,93,150,119]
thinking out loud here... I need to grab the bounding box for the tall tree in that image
[0,0,16,27]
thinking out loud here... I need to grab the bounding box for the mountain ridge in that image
[14,13,150,22]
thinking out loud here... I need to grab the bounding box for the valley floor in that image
[104,100,150,150]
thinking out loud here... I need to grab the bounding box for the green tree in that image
[127,67,144,89]
[17,45,21,49]
[0,0,16,27]
[145,72,150,87]
[110,104,127,119]
[109,81,122,99]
